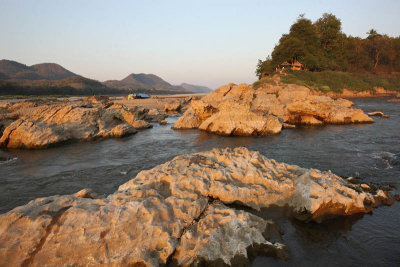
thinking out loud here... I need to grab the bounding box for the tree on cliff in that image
[256,13,400,77]
[270,15,320,71]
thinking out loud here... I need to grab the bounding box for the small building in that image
[276,60,304,71]
[291,60,303,70]
[279,61,292,70]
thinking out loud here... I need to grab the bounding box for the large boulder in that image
[0,147,393,266]
[173,83,373,135]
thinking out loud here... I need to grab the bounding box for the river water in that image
[1,98,399,266]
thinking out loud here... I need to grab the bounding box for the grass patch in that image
[280,70,400,92]
[253,76,278,90]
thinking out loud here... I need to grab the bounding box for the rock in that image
[360,183,371,191]
[283,123,296,129]
[299,115,323,125]
[197,102,283,136]
[0,102,11,109]
[0,147,393,266]
[160,119,167,125]
[335,98,355,108]
[368,111,389,118]
[172,108,203,129]
[164,102,181,112]
[174,83,373,136]
[144,108,168,123]
[171,202,289,266]
[73,188,104,199]
[373,190,394,206]
[0,100,147,149]
[83,95,112,108]
[346,177,359,184]
[120,109,152,129]
[120,147,387,222]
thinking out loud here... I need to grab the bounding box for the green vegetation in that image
[252,76,278,90]
[280,70,400,92]
[256,13,400,79]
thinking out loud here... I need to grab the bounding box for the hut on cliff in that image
[277,60,304,71]
[291,60,303,70]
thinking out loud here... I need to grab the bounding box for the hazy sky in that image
[1,0,399,88]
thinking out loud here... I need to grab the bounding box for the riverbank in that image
[256,70,400,99]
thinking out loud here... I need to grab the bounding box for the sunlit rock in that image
[173,83,373,136]
[0,147,393,266]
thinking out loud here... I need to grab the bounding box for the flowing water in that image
[0,98,399,266]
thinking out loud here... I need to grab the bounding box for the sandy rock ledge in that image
[0,147,393,266]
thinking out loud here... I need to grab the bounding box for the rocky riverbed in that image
[173,83,374,136]
[0,147,395,266]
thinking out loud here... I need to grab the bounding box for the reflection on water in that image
[0,98,399,266]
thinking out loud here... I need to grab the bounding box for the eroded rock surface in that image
[171,203,289,266]
[0,97,154,148]
[173,83,373,136]
[0,147,393,266]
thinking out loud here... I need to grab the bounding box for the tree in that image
[345,36,370,71]
[366,29,391,70]
[256,56,274,78]
[270,16,321,70]
[315,13,342,49]
[314,13,347,71]
[256,13,400,77]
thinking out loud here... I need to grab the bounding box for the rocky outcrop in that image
[368,111,389,118]
[0,147,393,266]
[0,97,154,148]
[173,83,373,136]
[164,102,181,112]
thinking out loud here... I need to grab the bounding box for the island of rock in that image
[0,147,393,266]
[173,82,374,136]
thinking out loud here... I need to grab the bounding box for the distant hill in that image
[0,72,8,80]
[13,76,107,89]
[0,60,76,80]
[0,59,209,95]
[179,83,212,93]
[103,73,189,93]
[0,59,114,95]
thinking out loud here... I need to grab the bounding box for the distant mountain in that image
[179,83,212,93]
[0,60,111,95]
[0,60,76,80]
[103,73,189,92]
[0,72,8,80]
[0,59,206,95]
[13,76,107,89]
